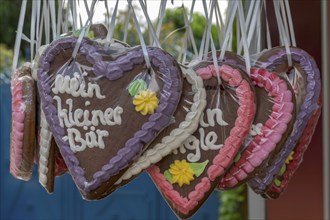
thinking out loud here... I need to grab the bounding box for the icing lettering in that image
[54,97,123,128]
[52,73,105,99]
[200,109,228,127]
[64,127,109,153]
[52,73,123,152]
[175,108,227,162]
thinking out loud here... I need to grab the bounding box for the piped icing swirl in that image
[219,68,295,189]
[248,47,321,194]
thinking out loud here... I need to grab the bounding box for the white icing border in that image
[33,45,53,188]
[38,109,53,187]
[115,67,207,185]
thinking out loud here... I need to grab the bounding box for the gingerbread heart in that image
[148,62,255,219]
[218,67,296,189]
[264,94,322,199]
[204,52,296,189]
[248,47,321,194]
[112,66,207,189]
[37,37,182,200]
[10,63,36,181]
[32,28,129,194]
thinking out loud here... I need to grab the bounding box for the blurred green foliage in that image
[0,44,13,72]
[219,185,247,220]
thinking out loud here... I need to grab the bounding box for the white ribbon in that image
[219,0,238,61]
[237,0,251,76]
[72,0,98,59]
[273,0,292,66]
[138,0,161,48]
[12,0,27,72]
[105,0,119,47]
[128,0,151,69]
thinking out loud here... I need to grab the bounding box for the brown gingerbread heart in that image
[37,37,182,200]
[148,62,256,219]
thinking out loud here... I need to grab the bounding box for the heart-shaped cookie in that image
[264,94,322,199]
[205,52,296,189]
[219,67,296,189]
[112,66,207,189]
[248,47,321,194]
[10,63,36,181]
[33,28,128,194]
[148,63,255,219]
[37,37,182,200]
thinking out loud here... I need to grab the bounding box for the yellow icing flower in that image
[285,151,295,164]
[169,160,195,187]
[133,90,159,115]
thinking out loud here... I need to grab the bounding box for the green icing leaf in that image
[279,164,286,176]
[234,153,241,162]
[128,79,147,96]
[189,160,209,177]
[164,170,173,183]
[274,178,282,187]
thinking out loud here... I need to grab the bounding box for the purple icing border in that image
[248,47,321,193]
[37,37,182,194]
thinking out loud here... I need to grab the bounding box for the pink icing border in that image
[10,80,26,177]
[219,68,294,188]
[148,64,255,215]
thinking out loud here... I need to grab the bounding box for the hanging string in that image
[237,0,251,76]
[71,0,99,59]
[37,3,44,50]
[49,0,57,40]
[202,0,213,60]
[128,0,151,69]
[77,0,84,28]
[198,28,207,61]
[57,0,63,35]
[183,0,198,58]
[43,1,50,45]
[284,0,296,47]
[214,1,224,46]
[237,0,259,54]
[256,1,262,54]
[105,0,119,47]
[273,0,292,66]
[12,0,27,72]
[202,0,221,85]
[219,0,238,61]
[279,0,290,46]
[264,0,272,49]
[63,0,70,33]
[236,14,240,53]
[138,0,161,48]
[155,0,167,44]
[104,0,110,26]
[30,0,37,62]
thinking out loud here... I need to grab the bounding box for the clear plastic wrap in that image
[36,36,183,200]
[148,59,256,219]
[248,46,322,194]
[33,44,61,194]
[110,66,207,191]
[10,63,36,181]
[32,24,116,194]
[214,52,297,190]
